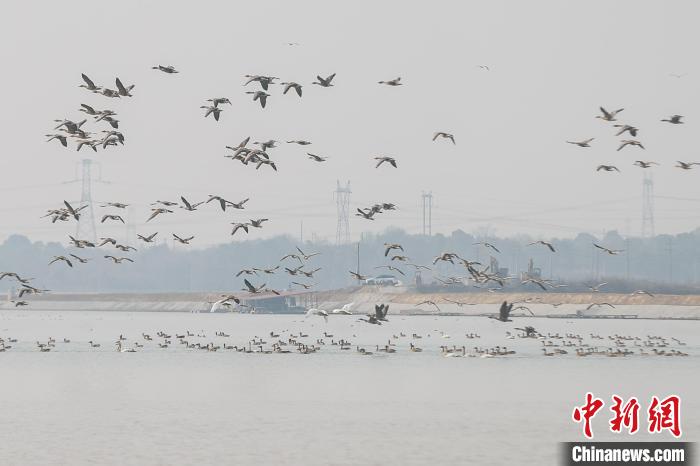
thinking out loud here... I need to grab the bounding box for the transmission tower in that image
[641,173,655,238]
[75,159,97,243]
[335,180,351,245]
[422,191,433,236]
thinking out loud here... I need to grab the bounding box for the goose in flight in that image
[596,165,620,172]
[374,156,397,168]
[230,198,250,210]
[661,115,684,124]
[280,253,303,263]
[249,218,268,228]
[101,214,125,224]
[115,78,134,97]
[287,140,312,145]
[331,303,354,314]
[206,195,236,211]
[69,254,89,264]
[200,105,222,121]
[152,65,179,74]
[243,279,266,294]
[390,254,409,262]
[417,300,441,312]
[633,161,658,168]
[98,237,117,247]
[230,223,250,236]
[307,153,327,162]
[115,244,137,252]
[349,271,368,281]
[378,77,402,86]
[566,138,594,148]
[384,243,403,256]
[54,118,87,133]
[243,75,278,90]
[236,268,258,277]
[433,132,455,144]
[281,82,302,97]
[292,282,314,290]
[490,301,515,322]
[254,140,278,151]
[632,289,654,297]
[246,91,270,108]
[587,282,607,292]
[617,140,644,151]
[296,246,320,260]
[100,202,128,209]
[46,134,68,147]
[433,252,460,264]
[675,161,698,170]
[79,73,101,91]
[137,232,158,243]
[63,200,84,221]
[374,265,405,276]
[298,267,321,278]
[593,244,624,255]
[521,278,549,291]
[407,263,431,270]
[312,73,336,87]
[305,308,329,322]
[254,266,280,275]
[474,241,500,253]
[147,208,173,222]
[586,302,615,310]
[528,240,556,252]
[180,196,203,211]
[355,208,376,220]
[172,234,194,245]
[49,256,73,267]
[69,235,95,248]
[596,107,624,122]
[104,256,134,264]
[207,97,231,107]
[614,124,639,137]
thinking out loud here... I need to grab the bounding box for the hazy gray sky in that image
[1,0,699,246]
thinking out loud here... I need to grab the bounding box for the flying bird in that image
[596,165,620,172]
[312,73,336,87]
[596,107,624,122]
[374,156,397,168]
[528,240,556,252]
[593,244,624,255]
[172,234,194,245]
[566,138,594,148]
[378,77,402,86]
[433,132,456,144]
[152,65,178,74]
[661,115,684,124]
[617,140,645,151]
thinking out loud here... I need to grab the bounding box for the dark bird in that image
[490,301,515,322]
[528,240,556,252]
[378,77,402,86]
[617,140,644,151]
[596,165,620,172]
[374,156,397,168]
[101,214,125,223]
[661,115,684,124]
[312,73,336,87]
[593,244,624,255]
[566,138,594,148]
[152,65,178,74]
[172,234,194,245]
[49,256,73,267]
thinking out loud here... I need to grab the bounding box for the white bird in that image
[305,308,329,322]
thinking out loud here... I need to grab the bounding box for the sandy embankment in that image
[4,287,700,319]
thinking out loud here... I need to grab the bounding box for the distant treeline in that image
[1,228,700,293]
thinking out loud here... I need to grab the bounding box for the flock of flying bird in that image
[567,106,696,172]
[0,62,689,362]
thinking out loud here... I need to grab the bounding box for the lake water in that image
[0,310,697,465]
